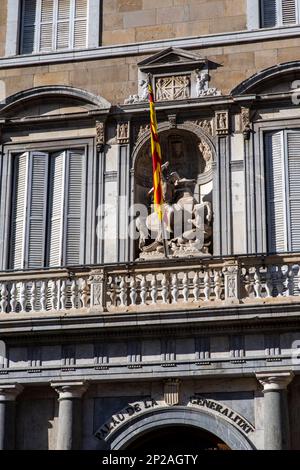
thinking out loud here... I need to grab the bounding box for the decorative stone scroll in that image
[96,121,105,152]
[241,107,251,140]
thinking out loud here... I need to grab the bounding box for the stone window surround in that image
[5,0,101,57]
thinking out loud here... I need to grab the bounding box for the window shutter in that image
[10,153,28,269]
[286,132,300,251]
[261,0,278,27]
[56,0,71,49]
[281,0,297,24]
[48,151,65,267]
[39,0,54,52]
[27,152,49,269]
[265,132,287,252]
[64,151,84,265]
[21,0,38,54]
[74,0,88,48]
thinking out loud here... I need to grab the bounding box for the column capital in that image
[256,371,295,392]
[51,381,88,400]
[0,383,23,402]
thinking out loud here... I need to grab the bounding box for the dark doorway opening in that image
[125,425,230,451]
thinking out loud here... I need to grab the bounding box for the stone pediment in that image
[138,47,207,73]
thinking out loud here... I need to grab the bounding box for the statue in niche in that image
[136,161,213,259]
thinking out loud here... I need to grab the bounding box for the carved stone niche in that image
[124,47,221,104]
[134,128,214,260]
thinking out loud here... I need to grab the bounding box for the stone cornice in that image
[0,26,300,69]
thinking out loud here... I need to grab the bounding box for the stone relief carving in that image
[117,122,130,144]
[199,139,213,172]
[193,119,214,136]
[241,107,251,140]
[136,161,213,259]
[195,69,221,97]
[216,111,229,135]
[155,75,190,101]
[124,79,149,104]
[96,121,105,151]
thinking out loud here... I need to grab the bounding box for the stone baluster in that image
[214,270,222,300]
[129,277,137,306]
[110,277,117,307]
[40,281,47,311]
[60,280,67,310]
[193,271,200,302]
[0,384,23,450]
[51,381,88,450]
[19,282,27,313]
[161,274,169,304]
[140,276,147,305]
[10,283,17,313]
[203,271,211,301]
[119,276,126,307]
[81,278,89,309]
[265,266,273,298]
[171,274,178,304]
[254,268,262,298]
[51,280,58,310]
[30,281,37,312]
[256,372,294,450]
[151,275,158,305]
[71,279,78,309]
[0,284,8,313]
[182,273,189,303]
[276,267,284,297]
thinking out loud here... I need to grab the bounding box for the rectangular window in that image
[20,0,88,54]
[10,149,85,269]
[261,0,300,27]
[265,130,300,253]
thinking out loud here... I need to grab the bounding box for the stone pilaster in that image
[51,381,88,450]
[256,371,294,450]
[0,383,23,450]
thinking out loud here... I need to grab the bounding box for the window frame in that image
[5,0,101,57]
[260,0,300,28]
[6,142,88,270]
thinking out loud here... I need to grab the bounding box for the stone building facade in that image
[0,0,300,450]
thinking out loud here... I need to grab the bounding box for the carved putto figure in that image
[199,139,213,172]
[136,161,213,259]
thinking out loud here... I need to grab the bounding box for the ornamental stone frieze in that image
[215,111,229,136]
[96,120,105,152]
[117,122,130,144]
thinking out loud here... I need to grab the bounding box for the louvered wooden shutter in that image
[10,153,28,269]
[21,0,38,54]
[56,0,71,49]
[286,132,300,251]
[27,152,49,269]
[64,151,84,265]
[39,0,54,52]
[261,0,278,27]
[265,132,287,252]
[281,0,297,24]
[48,151,64,267]
[74,0,88,48]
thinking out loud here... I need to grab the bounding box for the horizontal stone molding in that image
[1,26,300,69]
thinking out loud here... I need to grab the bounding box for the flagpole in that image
[147,73,169,259]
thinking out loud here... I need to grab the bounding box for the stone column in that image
[52,381,88,450]
[256,371,294,450]
[0,384,23,450]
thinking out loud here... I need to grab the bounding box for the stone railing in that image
[0,254,300,315]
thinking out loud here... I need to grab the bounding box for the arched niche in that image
[133,125,215,208]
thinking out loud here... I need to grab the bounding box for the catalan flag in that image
[148,76,164,221]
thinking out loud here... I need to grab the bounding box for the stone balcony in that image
[0,254,300,317]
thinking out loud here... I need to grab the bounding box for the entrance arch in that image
[107,407,255,450]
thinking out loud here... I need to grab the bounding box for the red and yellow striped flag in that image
[148,77,164,221]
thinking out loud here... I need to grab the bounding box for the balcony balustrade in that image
[0,254,300,316]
